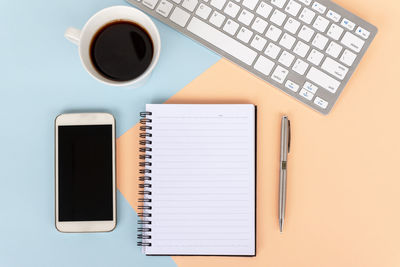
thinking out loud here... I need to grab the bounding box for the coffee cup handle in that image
[64,27,81,45]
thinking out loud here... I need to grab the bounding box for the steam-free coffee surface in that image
[90,21,153,82]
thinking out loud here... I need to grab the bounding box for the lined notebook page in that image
[144,104,255,256]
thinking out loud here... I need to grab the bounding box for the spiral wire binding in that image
[137,111,153,248]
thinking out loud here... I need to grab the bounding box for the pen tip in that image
[279,219,284,233]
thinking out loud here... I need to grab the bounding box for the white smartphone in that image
[55,113,116,232]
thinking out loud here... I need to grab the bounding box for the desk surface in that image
[1,0,399,266]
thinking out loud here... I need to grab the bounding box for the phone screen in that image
[58,125,113,221]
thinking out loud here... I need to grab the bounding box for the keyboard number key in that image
[313,15,330,32]
[170,7,191,27]
[299,7,315,24]
[209,11,226,27]
[285,0,302,17]
[327,24,344,40]
[223,19,240,35]
[196,3,212,19]
[271,66,289,84]
[314,97,328,109]
[254,55,275,76]
[285,80,300,92]
[156,0,173,17]
[250,35,267,51]
[292,58,309,75]
[298,25,315,42]
[264,42,281,59]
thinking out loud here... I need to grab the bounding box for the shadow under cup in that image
[90,20,155,83]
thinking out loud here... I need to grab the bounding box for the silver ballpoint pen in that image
[279,116,290,233]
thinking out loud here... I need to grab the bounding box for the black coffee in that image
[90,21,154,82]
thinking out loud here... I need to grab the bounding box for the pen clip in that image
[288,119,291,153]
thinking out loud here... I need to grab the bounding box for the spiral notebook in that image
[137,104,256,256]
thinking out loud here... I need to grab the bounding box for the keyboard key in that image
[306,67,340,93]
[182,0,199,12]
[237,27,254,43]
[299,88,314,100]
[223,19,240,35]
[270,10,287,26]
[292,58,308,75]
[210,0,227,10]
[303,81,318,94]
[264,42,281,59]
[356,26,370,39]
[256,2,273,19]
[293,41,310,57]
[299,7,315,24]
[321,57,348,80]
[250,35,267,51]
[238,9,255,25]
[311,1,326,14]
[143,0,159,9]
[285,0,302,17]
[298,25,314,42]
[327,24,343,40]
[307,49,324,65]
[242,0,259,10]
[209,11,226,27]
[170,7,191,27]
[156,0,173,16]
[265,25,282,41]
[224,1,240,17]
[284,18,300,34]
[341,18,355,31]
[326,41,342,58]
[254,55,275,75]
[251,17,268,33]
[314,97,328,109]
[340,32,365,53]
[187,17,258,65]
[285,80,300,92]
[326,10,341,22]
[271,0,287,9]
[278,50,295,67]
[298,0,311,5]
[313,15,329,32]
[196,3,212,19]
[279,33,296,50]
[340,49,357,66]
[271,65,289,83]
[312,33,328,50]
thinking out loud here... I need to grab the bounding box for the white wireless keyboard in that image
[126,0,377,114]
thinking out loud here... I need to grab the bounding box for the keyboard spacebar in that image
[187,17,257,66]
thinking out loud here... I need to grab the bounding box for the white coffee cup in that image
[64,6,161,87]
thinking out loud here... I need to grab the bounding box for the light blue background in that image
[0,0,219,266]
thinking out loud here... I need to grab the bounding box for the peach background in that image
[117,0,400,266]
